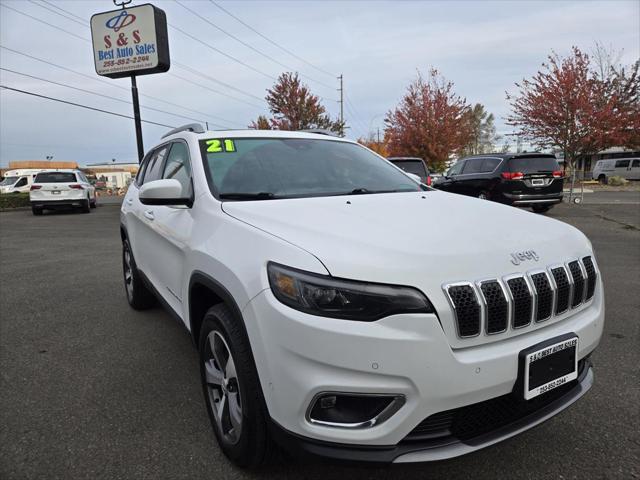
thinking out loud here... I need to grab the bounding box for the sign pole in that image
[130,75,144,162]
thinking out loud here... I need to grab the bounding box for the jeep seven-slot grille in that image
[480,281,508,334]
[445,257,597,339]
[582,256,597,301]
[447,285,481,337]
[568,261,585,307]
[551,267,570,314]
[531,272,553,321]
[507,277,532,328]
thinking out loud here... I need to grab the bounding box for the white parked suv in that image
[30,170,96,215]
[120,124,604,467]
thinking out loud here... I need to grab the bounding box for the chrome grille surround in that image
[444,257,598,339]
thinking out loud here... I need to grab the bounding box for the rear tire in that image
[90,198,97,208]
[122,238,154,310]
[199,304,277,468]
[532,205,552,214]
[32,206,43,216]
[81,197,91,213]
[478,191,489,200]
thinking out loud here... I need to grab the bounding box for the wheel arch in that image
[188,271,249,348]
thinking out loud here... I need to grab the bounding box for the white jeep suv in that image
[120,125,604,467]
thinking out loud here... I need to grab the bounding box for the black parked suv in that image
[388,157,431,185]
[434,153,564,213]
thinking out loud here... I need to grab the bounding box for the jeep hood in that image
[221,190,591,284]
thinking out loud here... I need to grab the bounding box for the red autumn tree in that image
[384,69,472,172]
[250,72,344,134]
[506,47,634,170]
[357,133,389,157]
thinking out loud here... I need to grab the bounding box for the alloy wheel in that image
[123,247,134,300]
[204,331,243,444]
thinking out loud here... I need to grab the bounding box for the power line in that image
[167,72,262,110]
[0,86,175,128]
[0,6,261,119]
[173,61,264,103]
[0,3,89,42]
[175,0,335,90]
[169,23,276,81]
[0,45,243,127]
[39,0,86,22]
[27,0,87,27]
[0,67,231,128]
[209,0,336,79]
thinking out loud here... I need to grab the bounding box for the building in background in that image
[9,160,78,170]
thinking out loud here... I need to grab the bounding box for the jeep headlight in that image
[267,262,434,321]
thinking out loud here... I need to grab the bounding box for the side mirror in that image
[139,179,191,206]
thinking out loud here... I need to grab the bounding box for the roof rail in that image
[161,123,205,139]
[300,128,339,137]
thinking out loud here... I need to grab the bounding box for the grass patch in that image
[0,192,30,209]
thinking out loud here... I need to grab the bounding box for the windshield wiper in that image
[346,188,418,195]
[219,192,276,200]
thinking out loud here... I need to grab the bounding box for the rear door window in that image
[34,172,77,183]
[462,159,483,174]
[508,157,560,173]
[615,160,630,168]
[480,158,501,172]
[632,160,640,168]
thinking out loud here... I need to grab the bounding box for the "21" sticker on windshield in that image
[206,139,236,153]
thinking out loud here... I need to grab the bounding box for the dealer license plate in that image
[524,336,578,400]
[51,190,61,195]
[531,179,544,186]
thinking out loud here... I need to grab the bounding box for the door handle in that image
[144,210,155,221]
[126,198,133,205]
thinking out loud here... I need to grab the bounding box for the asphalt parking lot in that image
[1,201,639,479]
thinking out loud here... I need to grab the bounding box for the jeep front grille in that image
[444,257,598,339]
[506,276,532,328]
[446,284,481,337]
[550,266,570,314]
[582,256,597,301]
[568,261,585,308]
[530,272,553,321]
[479,281,508,334]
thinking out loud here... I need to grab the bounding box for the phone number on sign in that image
[102,56,150,67]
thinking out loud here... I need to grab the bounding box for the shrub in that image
[0,192,30,209]
[607,176,629,186]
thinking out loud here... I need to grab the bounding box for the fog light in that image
[307,392,405,429]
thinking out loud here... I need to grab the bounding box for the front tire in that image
[199,305,276,468]
[122,238,154,310]
[598,174,607,185]
[478,191,489,200]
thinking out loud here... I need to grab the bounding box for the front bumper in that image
[242,287,603,454]
[502,193,563,206]
[268,360,593,463]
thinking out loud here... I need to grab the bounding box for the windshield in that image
[508,157,560,173]
[0,176,19,186]
[200,138,421,199]
[390,160,427,177]
[34,172,77,183]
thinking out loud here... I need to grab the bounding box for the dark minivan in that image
[434,153,563,213]
[387,157,431,185]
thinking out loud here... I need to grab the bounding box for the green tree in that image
[461,104,501,155]
[250,72,344,134]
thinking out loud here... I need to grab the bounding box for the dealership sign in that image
[90,3,170,78]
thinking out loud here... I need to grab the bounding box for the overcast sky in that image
[1,0,638,167]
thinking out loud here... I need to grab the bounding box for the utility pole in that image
[337,74,344,137]
[130,75,144,162]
